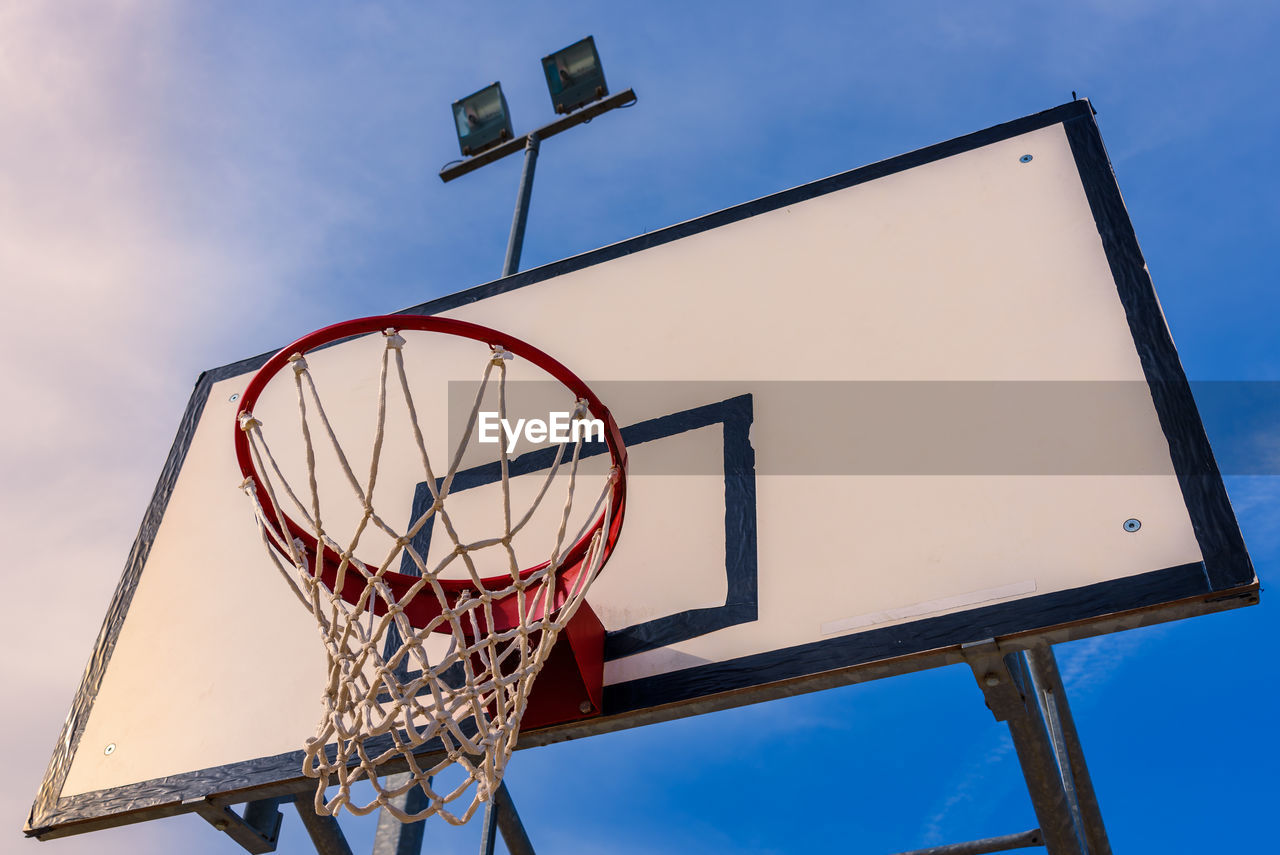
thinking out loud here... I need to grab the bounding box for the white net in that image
[237,327,620,824]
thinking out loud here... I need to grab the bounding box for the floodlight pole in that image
[503,133,541,277]
[440,88,637,277]
[367,86,638,855]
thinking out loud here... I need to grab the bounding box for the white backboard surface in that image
[29,101,1255,839]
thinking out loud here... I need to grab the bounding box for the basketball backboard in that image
[28,99,1257,841]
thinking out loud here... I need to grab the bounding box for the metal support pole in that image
[372,773,430,855]
[477,780,536,855]
[1026,647,1111,855]
[477,796,499,855]
[889,828,1043,855]
[960,639,1088,855]
[492,780,536,855]
[502,133,541,277]
[292,795,354,855]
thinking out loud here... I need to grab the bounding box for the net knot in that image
[288,353,308,374]
[490,345,513,365]
[383,329,406,349]
[238,412,262,431]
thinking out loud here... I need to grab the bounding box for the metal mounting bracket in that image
[190,795,286,854]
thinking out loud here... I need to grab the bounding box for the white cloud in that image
[0,5,364,851]
[1225,475,1280,555]
[917,731,1018,846]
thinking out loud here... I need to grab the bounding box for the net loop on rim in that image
[234,316,626,825]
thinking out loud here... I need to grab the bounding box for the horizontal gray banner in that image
[444,381,1280,476]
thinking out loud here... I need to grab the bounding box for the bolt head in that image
[983,673,1000,687]
[1124,518,1142,532]
[579,700,593,714]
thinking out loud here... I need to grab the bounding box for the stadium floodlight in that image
[541,36,608,114]
[442,38,635,278]
[451,82,514,157]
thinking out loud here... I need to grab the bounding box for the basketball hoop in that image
[234,315,627,824]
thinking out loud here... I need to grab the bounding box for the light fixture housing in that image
[451,82,514,157]
[541,36,608,115]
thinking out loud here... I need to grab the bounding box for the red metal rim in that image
[233,314,628,632]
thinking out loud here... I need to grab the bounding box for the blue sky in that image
[3,2,1276,853]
